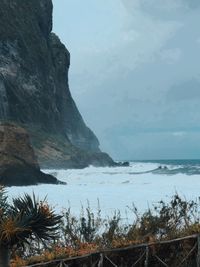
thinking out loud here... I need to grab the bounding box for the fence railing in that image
[26,234,200,267]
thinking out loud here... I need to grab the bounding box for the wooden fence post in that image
[144,245,149,267]
[98,253,104,267]
[197,235,200,267]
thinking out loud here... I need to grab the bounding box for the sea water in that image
[7,160,200,221]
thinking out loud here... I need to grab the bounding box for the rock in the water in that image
[0,0,115,168]
[0,123,64,186]
[117,161,130,167]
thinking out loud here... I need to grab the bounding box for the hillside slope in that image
[0,0,114,168]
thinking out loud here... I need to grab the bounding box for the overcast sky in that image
[52,0,200,160]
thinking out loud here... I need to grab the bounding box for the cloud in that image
[53,0,200,159]
[166,79,200,102]
[69,0,182,99]
[172,131,186,137]
[122,0,200,18]
[159,48,182,64]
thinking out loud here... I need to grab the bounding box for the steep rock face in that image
[0,123,63,186]
[0,0,114,167]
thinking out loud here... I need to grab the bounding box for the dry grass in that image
[9,194,200,266]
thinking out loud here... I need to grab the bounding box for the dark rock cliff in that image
[0,0,114,168]
[0,123,64,186]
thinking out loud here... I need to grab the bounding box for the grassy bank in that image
[8,193,200,266]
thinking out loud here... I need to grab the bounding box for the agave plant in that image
[0,187,62,267]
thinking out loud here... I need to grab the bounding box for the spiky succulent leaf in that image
[0,186,10,218]
[0,194,62,248]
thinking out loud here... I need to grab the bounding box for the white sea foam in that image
[7,162,200,221]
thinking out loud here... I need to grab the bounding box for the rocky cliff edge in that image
[0,0,115,168]
[0,123,65,186]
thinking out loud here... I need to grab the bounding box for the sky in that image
[52,0,200,160]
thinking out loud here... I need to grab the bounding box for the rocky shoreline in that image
[0,123,66,186]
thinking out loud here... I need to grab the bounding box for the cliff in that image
[0,0,114,168]
[0,123,64,186]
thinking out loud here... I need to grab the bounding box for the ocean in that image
[7,160,200,221]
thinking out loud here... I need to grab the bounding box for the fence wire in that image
[26,234,200,267]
